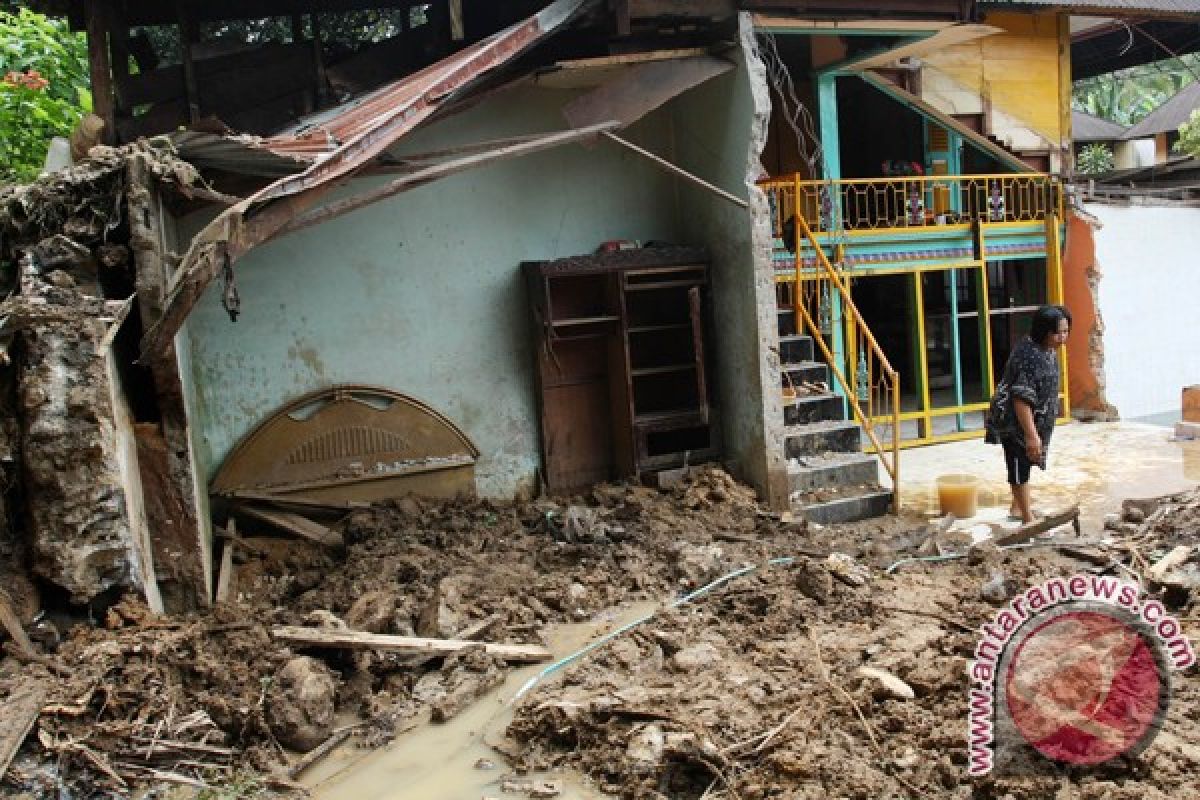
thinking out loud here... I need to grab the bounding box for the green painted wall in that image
[182,85,683,497]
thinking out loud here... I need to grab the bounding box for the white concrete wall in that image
[1087,203,1200,419]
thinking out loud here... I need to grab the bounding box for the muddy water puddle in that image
[305,602,660,799]
[900,423,1200,529]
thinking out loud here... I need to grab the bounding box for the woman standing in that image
[985,305,1072,524]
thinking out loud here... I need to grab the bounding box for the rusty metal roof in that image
[981,0,1200,13]
[142,0,591,360]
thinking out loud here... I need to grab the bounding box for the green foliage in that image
[1177,108,1200,157]
[0,8,90,184]
[1076,143,1114,175]
[1073,56,1200,127]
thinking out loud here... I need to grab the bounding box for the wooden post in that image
[176,1,200,123]
[126,154,212,609]
[84,0,115,143]
[311,13,329,106]
[449,0,464,41]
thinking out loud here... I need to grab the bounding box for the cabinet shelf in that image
[631,363,696,377]
[624,280,704,292]
[550,315,619,327]
[627,323,691,334]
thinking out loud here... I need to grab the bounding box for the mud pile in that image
[507,491,1200,799]
[0,467,826,794]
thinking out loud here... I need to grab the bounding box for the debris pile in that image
[0,467,817,793]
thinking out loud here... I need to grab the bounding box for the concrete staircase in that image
[778,308,893,525]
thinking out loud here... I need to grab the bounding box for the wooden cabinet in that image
[524,248,719,492]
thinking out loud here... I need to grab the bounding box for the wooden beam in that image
[270,626,553,663]
[0,590,34,657]
[236,505,344,548]
[628,0,733,18]
[993,505,1081,547]
[614,0,631,36]
[127,155,211,610]
[311,13,329,105]
[0,682,45,782]
[602,132,749,209]
[84,0,115,143]
[271,122,619,241]
[176,1,201,122]
[215,540,235,604]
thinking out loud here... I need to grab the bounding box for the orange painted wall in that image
[1062,213,1107,413]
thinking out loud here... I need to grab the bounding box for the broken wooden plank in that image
[215,540,235,605]
[1149,545,1193,584]
[286,723,363,779]
[0,682,46,781]
[993,504,1081,547]
[270,626,553,664]
[0,589,35,657]
[236,505,344,548]
[602,132,748,208]
[222,489,370,513]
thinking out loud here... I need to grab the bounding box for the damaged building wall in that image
[15,276,160,606]
[1062,211,1115,418]
[670,17,789,508]
[921,11,1070,169]
[1086,202,1200,420]
[180,85,684,498]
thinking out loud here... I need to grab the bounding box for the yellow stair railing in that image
[787,189,901,512]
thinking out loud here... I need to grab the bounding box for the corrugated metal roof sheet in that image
[982,0,1200,13]
[1072,110,1128,141]
[142,0,590,360]
[1124,80,1200,137]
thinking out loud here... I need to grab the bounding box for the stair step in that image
[793,486,894,525]
[777,307,796,336]
[783,392,844,425]
[783,360,829,386]
[784,420,861,457]
[788,452,879,493]
[778,333,814,363]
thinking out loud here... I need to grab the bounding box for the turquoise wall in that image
[182,85,683,497]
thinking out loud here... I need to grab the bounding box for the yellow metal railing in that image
[787,207,901,512]
[762,173,1063,235]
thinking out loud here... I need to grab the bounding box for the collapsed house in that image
[2,0,1198,617]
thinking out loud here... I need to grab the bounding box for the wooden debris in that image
[270,625,553,663]
[223,489,370,513]
[236,504,344,548]
[993,504,1080,547]
[0,589,35,656]
[215,541,235,605]
[287,723,363,779]
[1149,545,1193,584]
[0,682,45,781]
[857,666,915,700]
[2,642,70,677]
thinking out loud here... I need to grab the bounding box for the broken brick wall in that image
[1062,210,1115,419]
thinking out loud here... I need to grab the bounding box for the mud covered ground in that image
[2,469,1199,798]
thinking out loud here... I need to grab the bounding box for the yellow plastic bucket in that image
[937,473,979,519]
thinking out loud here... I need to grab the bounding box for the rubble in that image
[0,445,1197,798]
